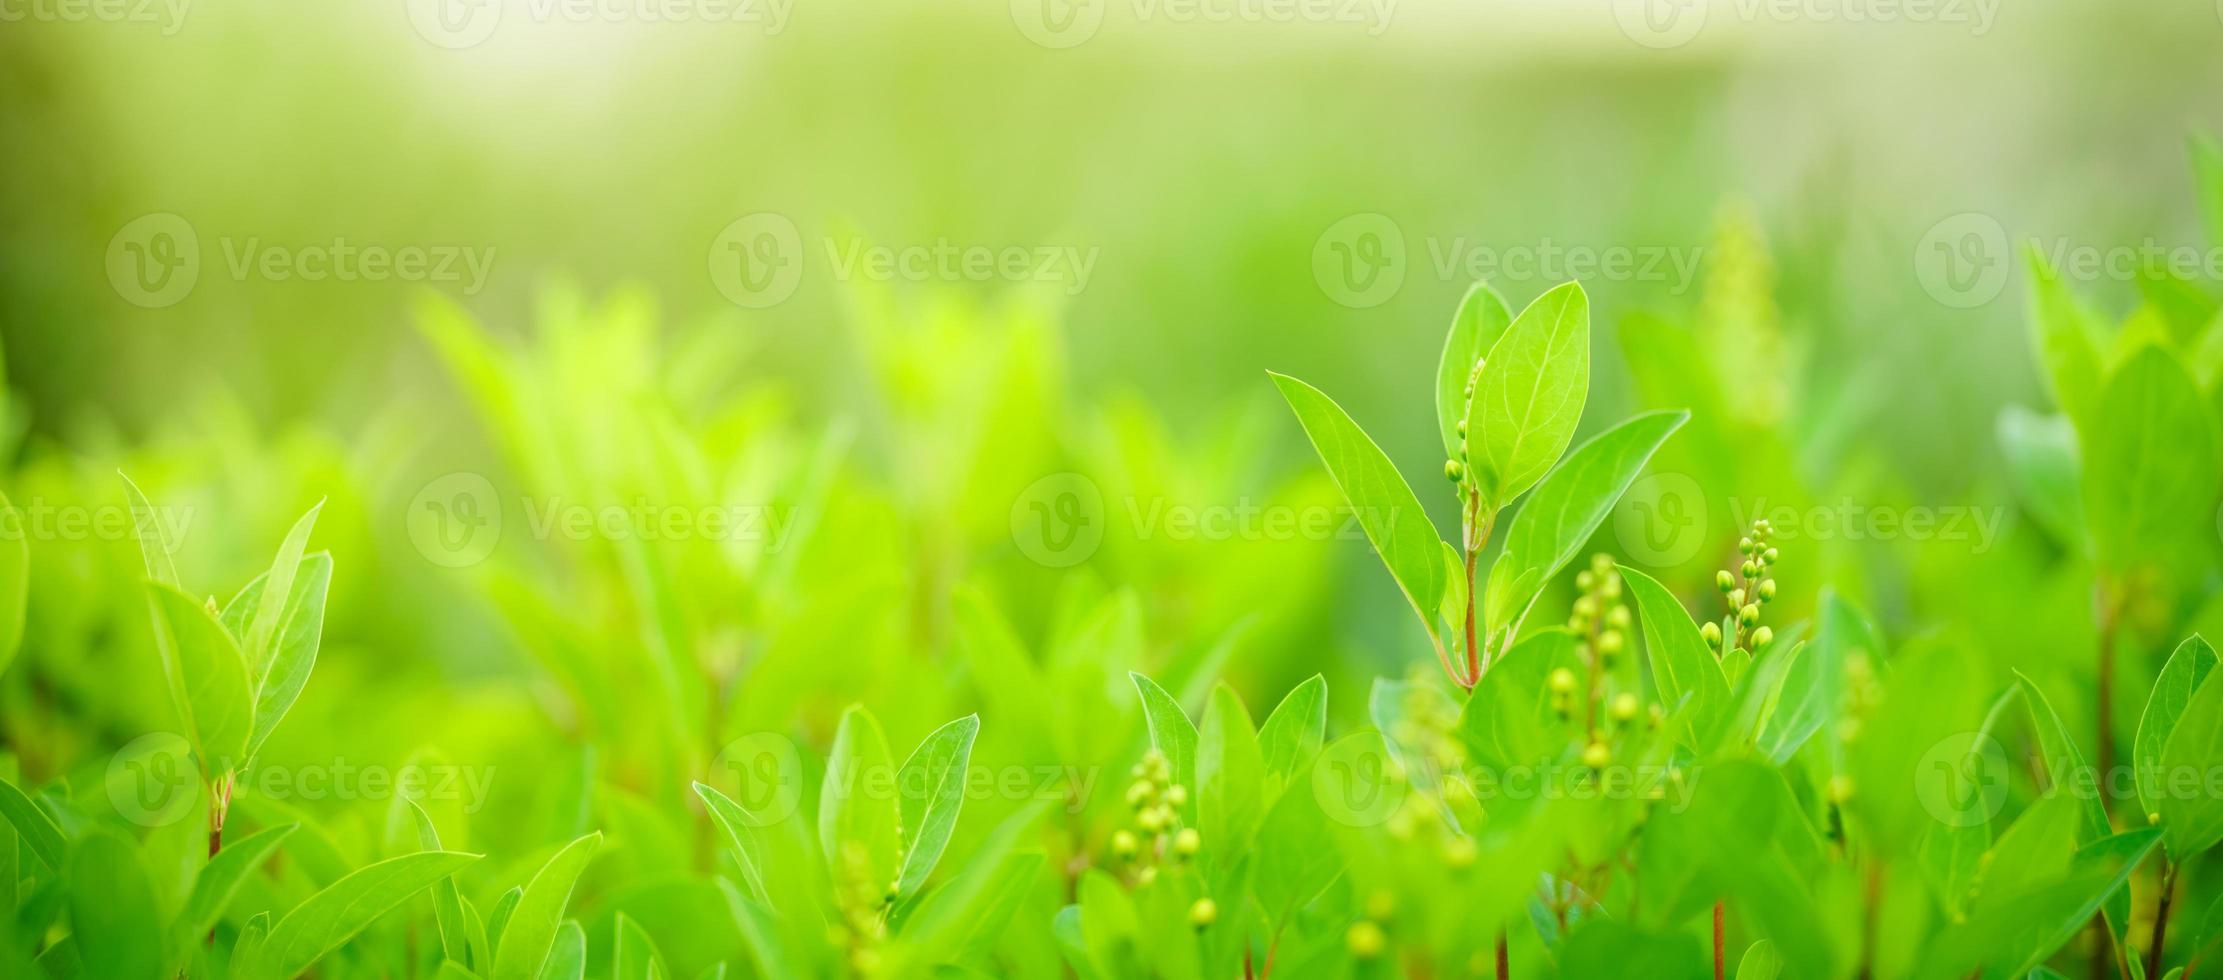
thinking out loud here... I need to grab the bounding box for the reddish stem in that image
[1713,901,1725,980]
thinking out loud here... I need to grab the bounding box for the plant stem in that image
[1712,901,1725,980]
[2148,859,2180,980]
[2090,586,2124,980]
[1857,860,1882,980]
[1495,929,1509,980]
[1461,489,1488,685]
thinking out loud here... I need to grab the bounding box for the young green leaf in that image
[1464,280,1592,511]
[177,823,297,953]
[1995,406,2084,551]
[484,886,523,962]
[1436,281,1513,458]
[2014,672,2133,946]
[256,849,482,979]
[1919,829,2160,980]
[1130,672,1199,804]
[692,782,770,904]
[539,920,586,980]
[67,830,164,980]
[145,580,256,778]
[1968,793,2079,912]
[1484,410,1687,641]
[0,775,65,871]
[243,502,322,682]
[819,706,899,892]
[894,713,979,898]
[2082,346,2221,573]
[408,801,474,968]
[490,833,601,980]
[1270,372,1447,642]
[1255,674,1326,799]
[717,880,805,980]
[120,472,180,589]
[1196,684,1264,861]
[1620,564,1728,748]
[2024,249,2105,428]
[2135,635,2217,825]
[222,553,333,764]
[613,913,668,980]
[2159,665,2223,859]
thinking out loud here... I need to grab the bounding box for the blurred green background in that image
[4,4,2223,967]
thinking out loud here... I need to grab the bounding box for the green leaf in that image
[233,912,271,978]
[2014,672,2132,944]
[613,913,668,980]
[717,880,805,980]
[2194,132,2223,249]
[1485,410,1686,645]
[145,580,256,778]
[2024,249,2105,428]
[1255,674,1326,800]
[819,706,899,893]
[222,553,334,764]
[1460,629,1581,771]
[484,886,523,961]
[1130,672,1199,803]
[490,834,602,980]
[178,823,297,953]
[67,830,164,980]
[1736,940,1783,980]
[1436,281,1513,458]
[120,472,180,589]
[2083,346,2220,573]
[257,849,483,979]
[1995,406,2084,551]
[243,502,322,684]
[2136,636,2217,826]
[1620,564,1728,748]
[1969,793,2079,912]
[1561,921,1708,980]
[1917,829,2160,980]
[1196,684,1265,861]
[1270,372,1447,641]
[408,801,474,968]
[0,775,65,871]
[894,713,979,898]
[2160,662,2223,858]
[1464,280,1592,511]
[692,782,770,904]
[1249,753,1343,921]
[537,920,585,980]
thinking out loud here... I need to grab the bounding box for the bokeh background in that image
[3,1,2223,971]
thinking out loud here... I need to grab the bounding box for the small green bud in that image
[1347,921,1386,958]
[1444,459,1464,483]
[1610,692,1639,722]
[1581,741,1611,768]
[1549,667,1577,693]
[1606,605,1630,628]
[1715,570,1736,593]
[1758,579,1777,602]
[1763,547,1779,563]
[1752,626,1774,649]
[1173,827,1201,857]
[1110,830,1138,857]
[1729,588,1746,607]
[1442,836,1477,869]
[1164,784,1187,807]
[1738,536,1755,554]
[1739,604,1760,628]
[1455,419,1467,437]
[1189,898,1217,928]
[1741,560,1759,579]
[1575,570,1596,591]
[1700,621,1722,648]
[1597,630,1624,655]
